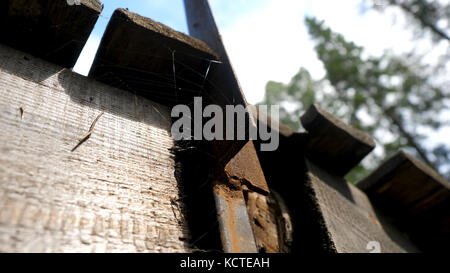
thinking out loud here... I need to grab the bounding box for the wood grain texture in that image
[301,104,375,177]
[0,0,102,68]
[357,151,450,252]
[0,44,190,253]
[306,160,419,253]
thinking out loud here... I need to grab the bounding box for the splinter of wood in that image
[71,111,105,152]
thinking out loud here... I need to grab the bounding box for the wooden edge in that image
[303,170,338,253]
[357,150,450,192]
[112,8,218,59]
[183,0,256,128]
[301,104,376,148]
[81,0,103,12]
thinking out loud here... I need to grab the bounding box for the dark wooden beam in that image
[255,133,419,252]
[357,151,450,252]
[183,0,252,111]
[300,104,375,177]
[89,8,218,106]
[0,0,102,68]
[183,0,257,170]
[305,159,419,253]
[183,0,260,253]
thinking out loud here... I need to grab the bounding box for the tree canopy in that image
[260,2,449,182]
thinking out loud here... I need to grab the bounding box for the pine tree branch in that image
[389,0,450,41]
[385,108,438,170]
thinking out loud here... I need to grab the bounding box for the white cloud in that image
[220,0,325,105]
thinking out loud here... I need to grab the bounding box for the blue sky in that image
[85,0,272,34]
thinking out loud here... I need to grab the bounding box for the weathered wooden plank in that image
[89,8,218,106]
[300,104,375,176]
[306,159,419,253]
[0,44,190,253]
[357,151,450,252]
[0,0,102,68]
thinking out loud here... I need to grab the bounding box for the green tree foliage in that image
[260,16,449,183]
[369,0,450,42]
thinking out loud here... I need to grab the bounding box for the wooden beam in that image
[357,151,450,252]
[305,159,419,253]
[0,0,102,68]
[300,104,375,177]
[225,141,270,195]
[183,0,253,111]
[89,8,219,106]
[0,44,189,252]
[254,128,418,252]
[183,0,260,253]
[183,0,257,170]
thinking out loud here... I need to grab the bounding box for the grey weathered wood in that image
[89,8,218,106]
[300,104,376,176]
[357,151,450,251]
[0,0,102,68]
[306,160,419,253]
[0,44,190,253]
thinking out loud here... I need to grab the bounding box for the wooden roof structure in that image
[0,0,448,253]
